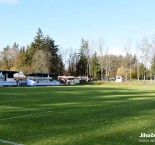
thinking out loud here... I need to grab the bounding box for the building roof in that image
[14,71,26,80]
[27,73,58,78]
[0,70,19,78]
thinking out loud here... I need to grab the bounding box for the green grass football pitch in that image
[0,85,155,145]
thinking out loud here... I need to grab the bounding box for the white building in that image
[27,73,60,86]
[116,76,123,82]
[0,70,24,86]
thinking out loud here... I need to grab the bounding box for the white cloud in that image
[0,0,17,4]
[108,48,125,56]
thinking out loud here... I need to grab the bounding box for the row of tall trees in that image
[1,29,155,80]
[66,38,155,81]
[0,28,64,75]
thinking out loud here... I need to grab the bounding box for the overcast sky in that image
[1,0,155,55]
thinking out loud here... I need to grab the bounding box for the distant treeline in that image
[0,28,155,80]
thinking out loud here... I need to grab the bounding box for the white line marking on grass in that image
[0,139,24,145]
[0,106,21,110]
[0,111,52,121]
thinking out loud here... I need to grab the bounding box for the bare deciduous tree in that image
[32,49,51,73]
[124,40,132,81]
[140,36,152,80]
[97,39,105,81]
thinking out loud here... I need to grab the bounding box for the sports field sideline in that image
[0,85,155,145]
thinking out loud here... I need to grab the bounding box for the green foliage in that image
[0,28,64,74]
[29,28,63,74]
[151,55,155,77]
[91,52,100,80]
[0,30,154,79]
[139,63,146,79]
[76,39,88,76]
[76,55,87,76]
